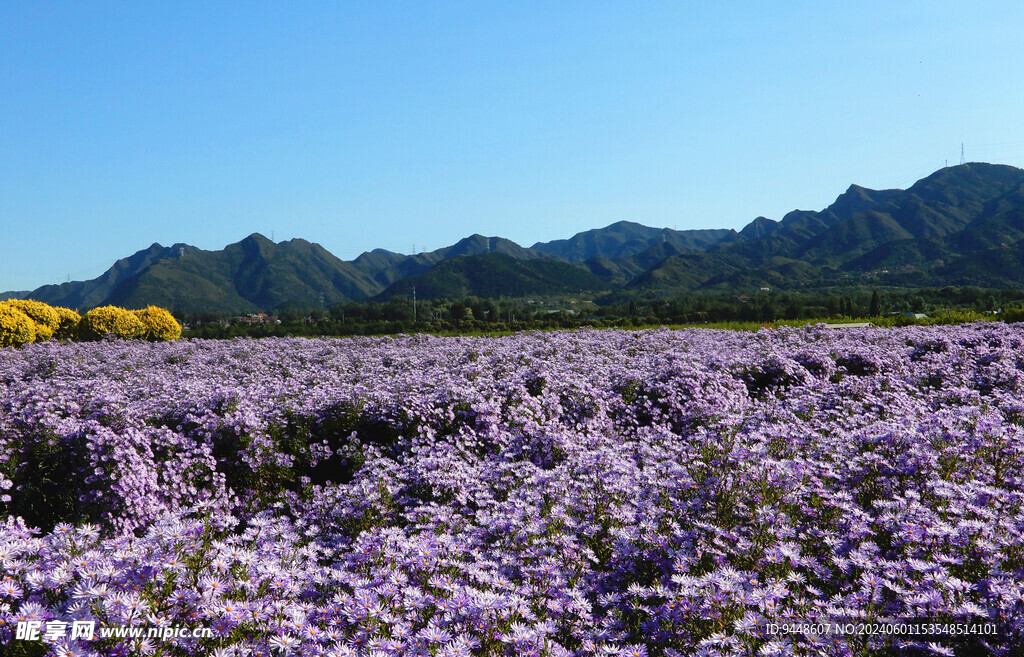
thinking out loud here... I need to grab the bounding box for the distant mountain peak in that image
[531,221,734,262]
[824,184,901,222]
[11,161,1024,312]
[739,216,779,240]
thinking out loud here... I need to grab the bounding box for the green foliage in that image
[869,289,881,316]
[132,305,182,341]
[78,305,147,341]
[1003,305,1024,323]
[0,301,37,346]
[4,641,50,657]
[376,253,607,301]
[181,283,1024,340]
[2,431,91,531]
[925,307,988,324]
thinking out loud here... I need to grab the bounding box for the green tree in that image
[482,299,500,322]
[383,297,413,321]
[869,290,881,316]
[449,303,467,321]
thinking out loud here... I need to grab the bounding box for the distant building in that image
[238,313,280,324]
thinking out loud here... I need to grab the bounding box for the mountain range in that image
[8,162,1024,313]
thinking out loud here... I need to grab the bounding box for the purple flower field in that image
[2,325,1023,656]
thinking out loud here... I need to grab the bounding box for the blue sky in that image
[3,1,1024,292]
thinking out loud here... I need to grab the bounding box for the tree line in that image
[177,286,1024,339]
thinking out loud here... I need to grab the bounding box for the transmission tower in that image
[960,143,965,165]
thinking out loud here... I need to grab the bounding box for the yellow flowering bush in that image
[132,305,182,341]
[0,302,37,347]
[78,306,147,341]
[53,306,82,340]
[4,298,61,341]
[0,301,173,345]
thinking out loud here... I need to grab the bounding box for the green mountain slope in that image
[435,234,543,260]
[583,242,685,286]
[624,251,752,294]
[107,234,383,312]
[375,253,608,300]
[350,235,541,289]
[532,220,734,261]
[718,163,1024,280]
[19,243,200,309]
[11,162,1024,313]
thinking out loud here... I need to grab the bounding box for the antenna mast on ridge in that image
[960,143,965,165]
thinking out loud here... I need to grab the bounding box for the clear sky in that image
[3,1,1024,292]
